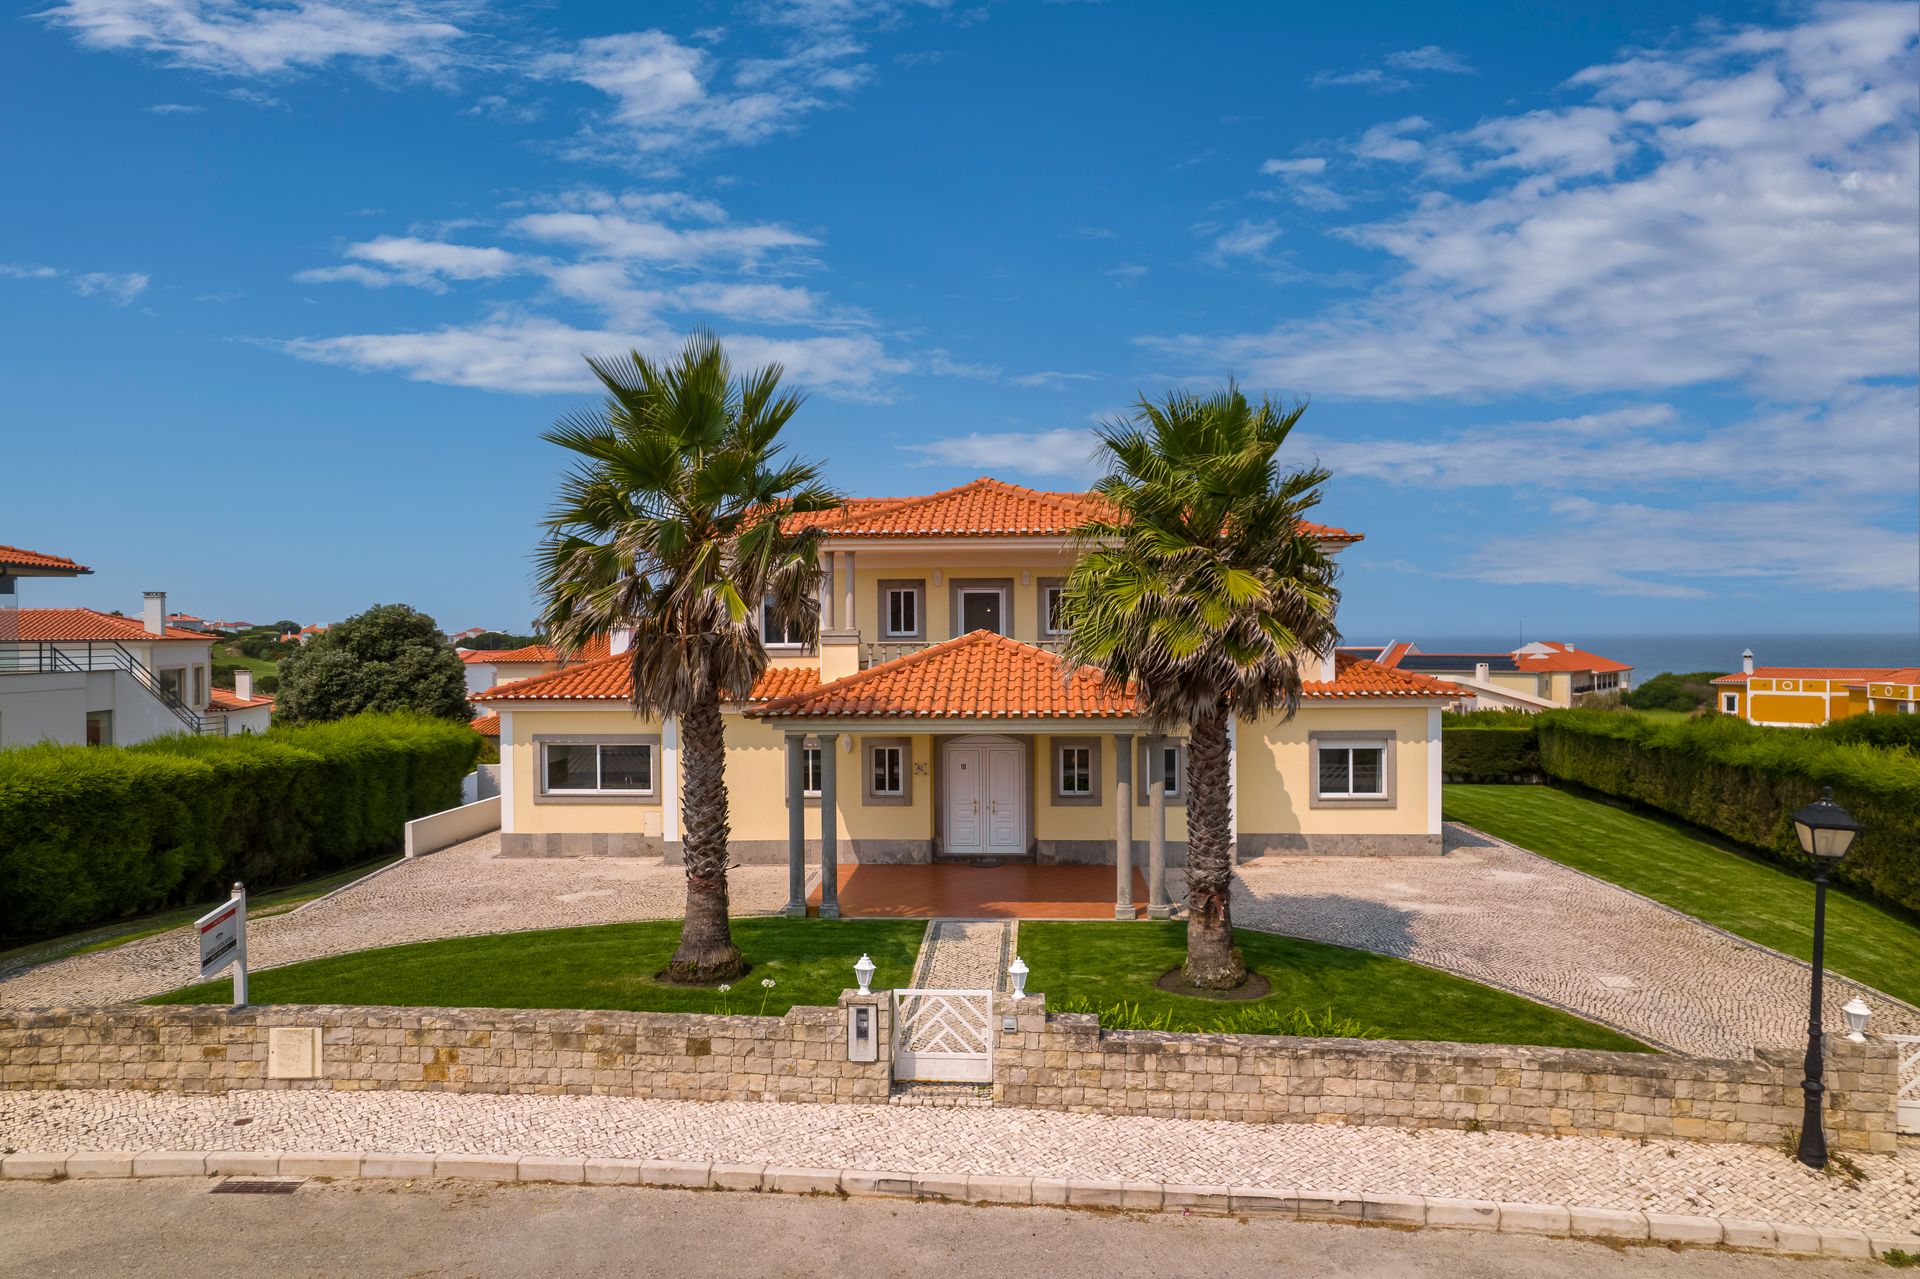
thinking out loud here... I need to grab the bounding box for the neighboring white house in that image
[0,542,268,745]
[206,667,276,734]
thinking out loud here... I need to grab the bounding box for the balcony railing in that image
[0,640,222,734]
[862,635,1068,668]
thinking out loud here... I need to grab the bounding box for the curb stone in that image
[3,1149,1915,1260]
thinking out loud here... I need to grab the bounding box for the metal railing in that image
[0,640,223,735]
[861,635,1068,668]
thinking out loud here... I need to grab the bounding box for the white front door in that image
[945,740,1025,856]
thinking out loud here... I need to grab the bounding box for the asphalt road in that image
[0,1180,1883,1279]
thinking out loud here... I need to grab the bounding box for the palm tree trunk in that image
[1182,702,1245,989]
[667,688,746,982]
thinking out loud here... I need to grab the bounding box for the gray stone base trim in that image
[500,833,665,858]
[1236,832,1443,860]
[663,839,933,866]
[1034,840,1188,867]
[0,1151,1900,1259]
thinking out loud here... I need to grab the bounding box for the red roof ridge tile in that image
[5,607,209,642]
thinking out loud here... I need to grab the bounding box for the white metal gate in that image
[1893,1034,1920,1135]
[892,989,994,1083]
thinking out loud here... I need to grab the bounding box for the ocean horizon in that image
[1349,633,1920,683]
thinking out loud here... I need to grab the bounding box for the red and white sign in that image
[195,898,244,982]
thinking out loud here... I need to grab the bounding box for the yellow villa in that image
[474,479,1457,918]
[1713,650,1920,727]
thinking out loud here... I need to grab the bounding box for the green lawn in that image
[0,854,401,970]
[1444,784,1920,1006]
[1018,922,1647,1051]
[151,918,927,1015]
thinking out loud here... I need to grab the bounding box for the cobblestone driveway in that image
[0,836,791,1010]
[3,1088,1915,1234]
[1227,824,1920,1058]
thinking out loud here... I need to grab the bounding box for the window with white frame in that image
[1058,744,1092,795]
[1722,692,1738,713]
[761,596,805,647]
[885,586,920,638]
[543,742,655,795]
[1041,582,1067,636]
[1316,741,1386,799]
[802,744,823,797]
[1161,744,1182,796]
[870,744,904,796]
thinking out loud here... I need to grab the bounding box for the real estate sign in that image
[194,887,249,1005]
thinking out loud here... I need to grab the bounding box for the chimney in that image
[142,591,166,636]
[1742,648,1754,675]
[610,626,634,656]
[233,668,253,701]
[1475,661,1490,683]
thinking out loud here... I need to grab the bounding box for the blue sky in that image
[3,0,1916,642]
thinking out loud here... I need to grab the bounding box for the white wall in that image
[464,663,497,697]
[405,796,502,857]
[0,669,190,747]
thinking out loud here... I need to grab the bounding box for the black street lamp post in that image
[1790,787,1863,1170]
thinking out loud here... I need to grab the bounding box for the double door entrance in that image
[943,737,1026,858]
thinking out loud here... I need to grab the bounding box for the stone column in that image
[1112,732,1134,920]
[1146,736,1171,919]
[839,551,857,638]
[818,556,835,630]
[818,732,841,919]
[783,733,808,917]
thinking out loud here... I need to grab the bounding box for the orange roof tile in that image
[0,543,91,575]
[1303,654,1461,700]
[753,631,1136,720]
[206,687,274,711]
[1712,666,1904,685]
[788,477,1363,543]
[1512,642,1632,674]
[460,644,561,664]
[471,713,501,737]
[472,653,819,705]
[0,608,209,642]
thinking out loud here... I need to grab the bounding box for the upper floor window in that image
[761,596,806,647]
[885,586,920,638]
[1040,580,1068,636]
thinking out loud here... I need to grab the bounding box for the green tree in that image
[276,605,471,725]
[1061,385,1340,989]
[536,333,837,982]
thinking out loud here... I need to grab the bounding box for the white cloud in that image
[5,264,150,304]
[1258,155,1347,210]
[0,264,61,280]
[1384,45,1474,74]
[1311,67,1410,93]
[38,0,470,79]
[144,101,204,113]
[1010,370,1100,389]
[1208,219,1283,260]
[281,314,900,394]
[1104,263,1148,283]
[903,428,1100,481]
[349,235,520,279]
[1148,6,1920,400]
[1350,115,1429,162]
[512,210,816,266]
[1260,157,1326,176]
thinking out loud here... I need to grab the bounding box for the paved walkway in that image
[3,1088,1915,1235]
[0,836,792,1010]
[1227,825,1920,1058]
[911,919,1016,990]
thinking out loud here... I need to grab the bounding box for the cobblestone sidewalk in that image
[0,837,791,1010]
[910,920,1015,990]
[1228,825,1920,1058]
[3,1089,1915,1236]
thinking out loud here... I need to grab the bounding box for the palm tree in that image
[1061,385,1340,989]
[536,333,838,982]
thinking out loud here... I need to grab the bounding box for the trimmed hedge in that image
[1443,726,1540,781]
[1822,714,1920,751]
[0,714,479,938]
[1535,710,1920,915]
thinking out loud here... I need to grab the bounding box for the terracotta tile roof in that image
[1713,667,1903,685]
[472,653,819,705]
[0,543,91,575]
[753,631,1136,720]
[1303,654,1461,700]
[788,477,1363,543]
[206,687,274,711]
[470,713,500,737]
[0,608,209,642]
[460,644,561,665]
[1511,641,1632,674]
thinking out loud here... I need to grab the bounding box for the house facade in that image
[475,480,1456,915]
[460,644,569,697]
[1713,650,1918,726]
[1349,640,1631,713]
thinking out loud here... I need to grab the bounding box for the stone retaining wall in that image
[0,995,1898,1153]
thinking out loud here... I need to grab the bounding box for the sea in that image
[1353,633,1920,682]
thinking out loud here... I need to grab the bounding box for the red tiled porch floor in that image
[807,864,1150,919]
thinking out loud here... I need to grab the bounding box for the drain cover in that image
[211,1178,303,1194]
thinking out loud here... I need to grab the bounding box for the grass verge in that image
[1443,783,1920,1006]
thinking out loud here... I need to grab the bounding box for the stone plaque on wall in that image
[267,1027,322,1079]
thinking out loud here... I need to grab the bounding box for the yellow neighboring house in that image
[474,479,1458,915]
[1712,651,1920,726]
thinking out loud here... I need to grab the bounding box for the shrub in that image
[1443,725,1540,781]
[1535,710,1920,914]
[1049,993,1382,1038]
[1822,714,1920,751]
[1625,670,1727,714]
[0,713,479,938]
